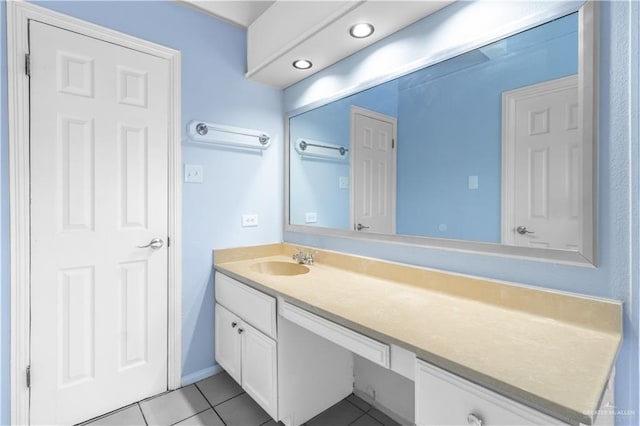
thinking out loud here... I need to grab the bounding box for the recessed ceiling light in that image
[292,59,313,70]
[349,23,374,39]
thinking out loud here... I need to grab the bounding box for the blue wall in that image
[0,1,282,421]
[284,1,639,424]
[289,80,398,229]
[396,13,577,242]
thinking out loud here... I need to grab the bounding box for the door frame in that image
[501,75,581,247]
[349,106,398,234]
[7,2,183,424]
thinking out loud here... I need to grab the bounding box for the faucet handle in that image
[302,250,316,265]
[292,248,304,262]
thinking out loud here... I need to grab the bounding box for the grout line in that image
[211,391,248,409]
[168,407,212,426]
[345,396,369,413]
[137,402,149,426]
[193,382,215,410]
[212,405,228,426]
[350,412,383,426]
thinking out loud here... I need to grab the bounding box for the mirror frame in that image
[284,1,597,266]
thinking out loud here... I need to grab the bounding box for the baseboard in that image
[181,364,223,386]
[353,389,412,426]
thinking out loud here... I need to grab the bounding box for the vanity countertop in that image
[213,243,621,426]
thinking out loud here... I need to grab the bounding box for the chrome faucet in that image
[292,248,315,265]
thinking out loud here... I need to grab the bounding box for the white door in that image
[502,76,580,250]
[241,322,278,420]
[30,21,170,425]
[214,304,242,384]
[351,107,397,234]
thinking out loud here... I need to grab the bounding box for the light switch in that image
[468,175,478,190]
[184,164,203,183]
[305,212,318,223]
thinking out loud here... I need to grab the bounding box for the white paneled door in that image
[502,75,580,250]
[29,21,170,425]
[351,107,397,235]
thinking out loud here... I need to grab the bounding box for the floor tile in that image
[368,408,401,426]
[174,409,225,426]
[215,393,271,426]
[306,400,364,426]
[260,420,285,426]
[346,394,371,412]
[196,371,244,406]
[83,404,146,426]
[140,385,210,426]
[350,414,383,426]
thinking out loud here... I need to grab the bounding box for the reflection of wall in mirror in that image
[289,79,399,229]
[289,12,578,242]
[395,12,578,243]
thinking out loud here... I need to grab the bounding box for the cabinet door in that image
[241,321,278,420]
[215,304,242,384]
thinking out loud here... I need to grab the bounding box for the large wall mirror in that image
[286,2,596,265]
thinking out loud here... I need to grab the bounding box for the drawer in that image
[215,272,277,339]
[415,359,567,426]
[280,301,389,368]
[390,344,415,381]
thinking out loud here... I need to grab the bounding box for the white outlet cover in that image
[339,176,349,189]
[185,164,204,183]
[241,214,259,227]
[468,175,478,190]
[305,212,318,223]
[438,224,448,232]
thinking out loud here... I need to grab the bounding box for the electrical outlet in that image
[305,212,317,223]
[241,214,259,227]
[438,224,448,232]
[468,175,478,190]
[339,176,349,189]
[184,164,203,183]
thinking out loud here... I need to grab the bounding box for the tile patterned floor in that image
[80,371,401,426]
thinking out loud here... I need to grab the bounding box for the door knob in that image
[355,223,370,231]
[137,238,164,249]
[516,226,534,235]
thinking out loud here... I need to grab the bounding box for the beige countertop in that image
[213,243,622,426]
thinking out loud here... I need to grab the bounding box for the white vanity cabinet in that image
[416,359,569,426]
[214,273,278,420]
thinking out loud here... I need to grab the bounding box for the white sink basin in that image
[250,261,310,276]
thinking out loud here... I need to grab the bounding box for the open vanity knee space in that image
[213,244,621,426]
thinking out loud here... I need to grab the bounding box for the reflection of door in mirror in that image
[502,75,581,251]
[350,107,397,234]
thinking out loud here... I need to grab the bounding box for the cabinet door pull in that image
[231,321,237,328]
[237,328,244,334]
[467,413,483,426]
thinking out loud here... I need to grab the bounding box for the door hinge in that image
[25,53,31,77]
[26,365,31,388]
[392,138,395,149]
[167,236,171,248]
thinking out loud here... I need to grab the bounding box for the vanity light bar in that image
[187,120,271,150]
[294,138,348,161]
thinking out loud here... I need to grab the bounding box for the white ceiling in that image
[179,0,275,27]
[179,1,454,88]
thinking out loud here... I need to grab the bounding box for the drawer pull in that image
[231,321,238,328]
[467,413,483,426]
